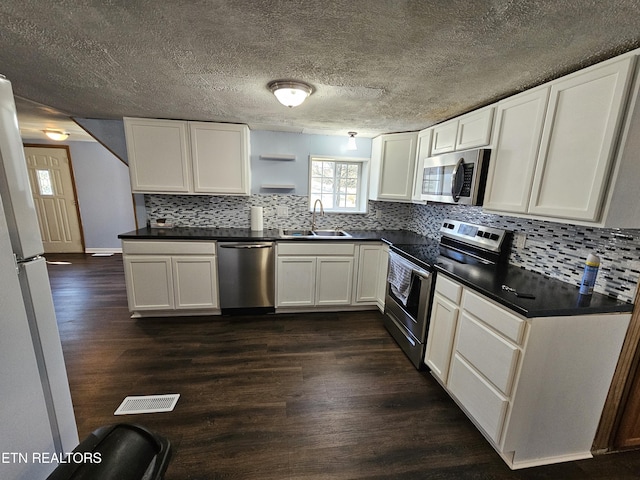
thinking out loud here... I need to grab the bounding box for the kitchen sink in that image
[279,229,352,239]
[312,229,351,237]
[281,229,315,237]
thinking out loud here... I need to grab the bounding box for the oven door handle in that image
[450,157,465,202]
[412,268,431,280]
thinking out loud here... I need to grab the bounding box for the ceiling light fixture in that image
[268,80,313,108]
[44,129,69,141]
[347,132,357,151]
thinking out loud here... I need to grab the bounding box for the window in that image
[309,156,369,213]
[36,169,54,196]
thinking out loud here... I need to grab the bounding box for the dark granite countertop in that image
[435,257,633,318]
[118,227,633,318]
[118,227,431,244]
[119,227,283,241]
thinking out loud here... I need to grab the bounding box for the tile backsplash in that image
[145,194,639,303]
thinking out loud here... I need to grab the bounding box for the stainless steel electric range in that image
[384,219,511,369]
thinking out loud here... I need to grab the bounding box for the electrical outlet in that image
[514,232,527,249]
[376,209,383,220]
[276,206,289,218]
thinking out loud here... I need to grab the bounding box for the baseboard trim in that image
[85,247,123,255]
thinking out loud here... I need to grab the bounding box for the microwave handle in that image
[451,158,465,202]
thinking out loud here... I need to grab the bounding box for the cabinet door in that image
[354,244,382,304]
[172,256,218,309]
[456,107,494,150]
[412,129,432,202]
[124,118,191,193]
[425,293,459,384]
[431,120,458,155]
[449,353,509,444]
[529,57,634,221]
[276,257,316,307]
[373,132,418,201]
[316,256,355,305]
[376,245,389,310]
[190,122,250,195]
[123,255,174,311]
[483,88,549,213]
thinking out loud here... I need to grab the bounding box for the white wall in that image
[25,140,135,252]
[69,142,135,251]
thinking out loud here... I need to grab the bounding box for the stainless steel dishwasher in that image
[217,242,275,313]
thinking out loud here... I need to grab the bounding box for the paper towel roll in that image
[250,206,264,231]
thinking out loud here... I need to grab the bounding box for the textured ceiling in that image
[2,0,640,139]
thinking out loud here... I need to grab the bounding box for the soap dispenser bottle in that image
[579,253,600,295]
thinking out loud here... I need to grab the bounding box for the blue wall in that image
[250,130,372,194]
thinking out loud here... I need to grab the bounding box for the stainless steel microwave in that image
[420,148,490,205]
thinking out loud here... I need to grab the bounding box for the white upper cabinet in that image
[455,106,495,150]
[528,57,634,221]
[431,121,459,155]
[412,128,432,202]
[431,106,494,155]
[484,54,640,227]
[369,132,418,202]
[124,117,250,195]
[190,122,250,194]
[125,118,192,193]
[483,87,550,213]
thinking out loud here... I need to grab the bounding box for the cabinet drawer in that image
[435,274,463,304]
[449,353,509,444]
[456,312,520,395]
[277,242,355,256]
[462,290,525,344]
[122,240,216,256]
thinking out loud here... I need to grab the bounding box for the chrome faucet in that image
[311,199,324,231]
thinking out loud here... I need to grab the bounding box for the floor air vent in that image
[114,394,180,415]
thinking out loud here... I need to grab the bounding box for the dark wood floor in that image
[46,253,640,479]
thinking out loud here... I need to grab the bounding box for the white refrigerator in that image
[0,75,78,479]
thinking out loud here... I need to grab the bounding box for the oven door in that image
[383,263,434,369]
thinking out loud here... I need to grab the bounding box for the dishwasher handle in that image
[219,244,273,249]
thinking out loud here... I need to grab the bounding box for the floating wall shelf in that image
[259,154,296,161]
[260,184,296,191]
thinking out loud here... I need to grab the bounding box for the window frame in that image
[308,155,369,214]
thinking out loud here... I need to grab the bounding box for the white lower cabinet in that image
[276,242,385,310]
[448,353,509,443]
[427,273,631,469]
[276,257,316,307]
[172,256,218,309]
[276,243,356,308]
[124,256,175,310]
[122,240,219,315]
[424,292,459,383]
[354,243,385,305]
[316,257,354,305]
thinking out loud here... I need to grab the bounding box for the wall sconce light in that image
[347,132,357,151]
[268,80,313,107]
[44,130,69,141]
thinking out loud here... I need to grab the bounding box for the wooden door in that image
[24,146,84,253]
[614,359,640,449]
